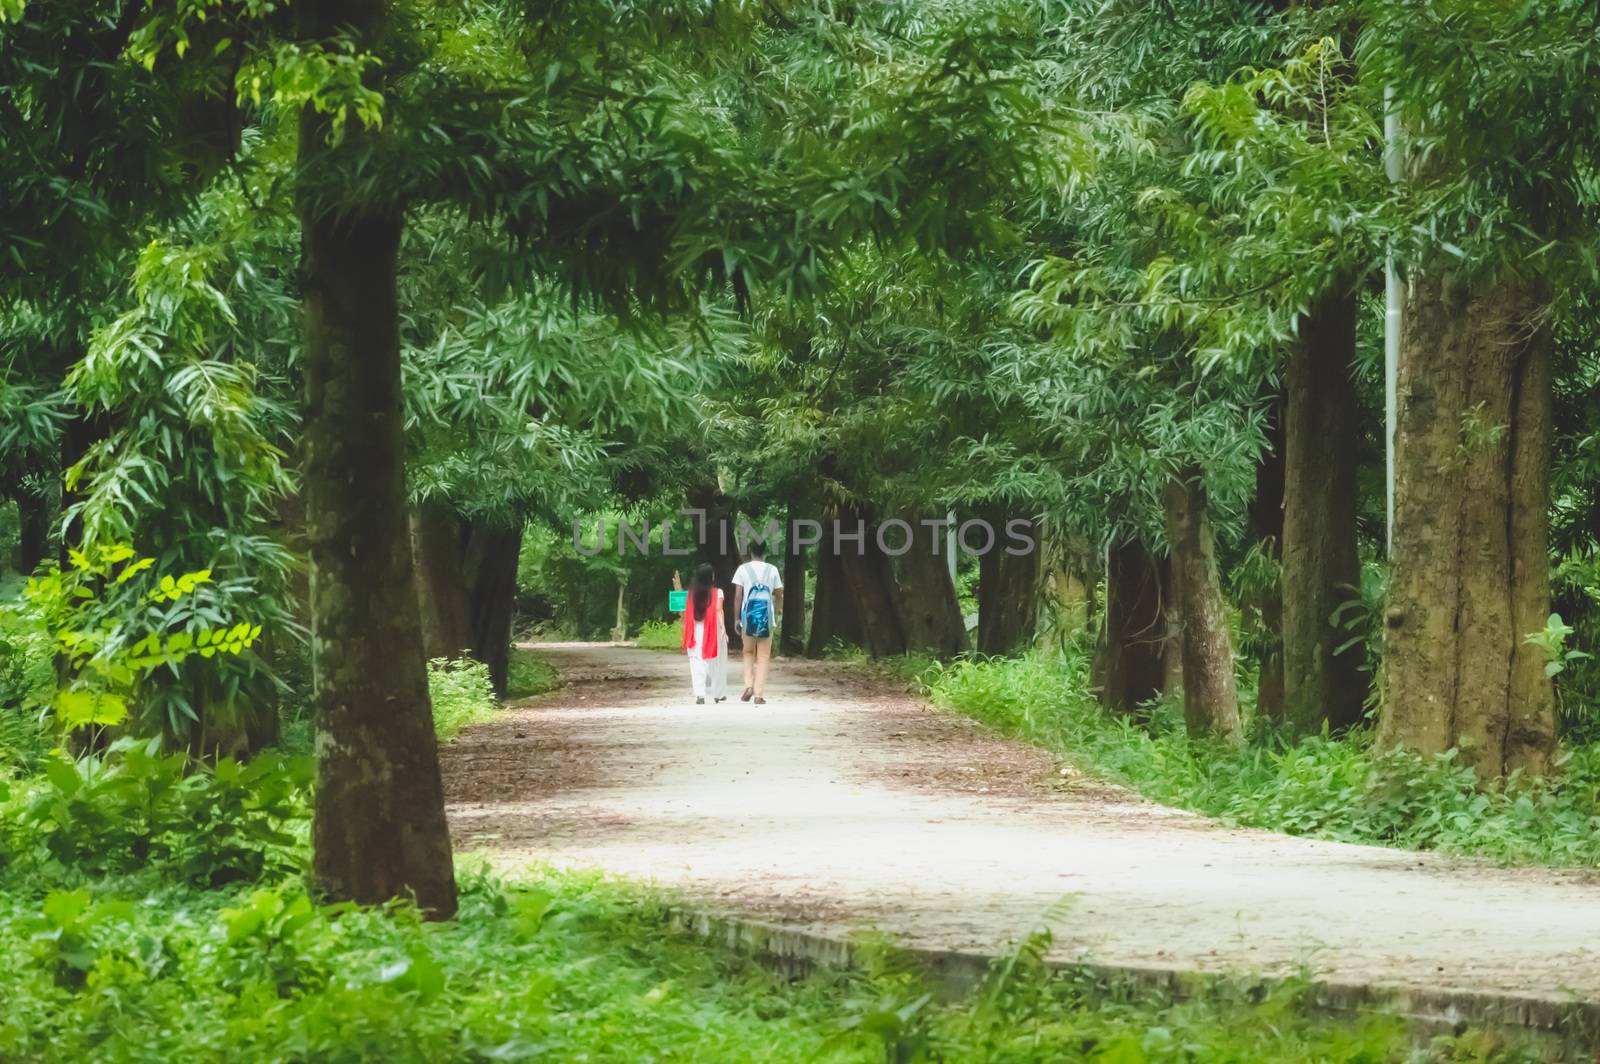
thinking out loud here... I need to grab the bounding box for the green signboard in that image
[668,590,688,613]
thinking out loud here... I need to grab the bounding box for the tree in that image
[1361,0,1600,775]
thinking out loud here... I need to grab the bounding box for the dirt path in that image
[442,644,1600,1018]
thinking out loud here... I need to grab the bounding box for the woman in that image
[678,564,728,704]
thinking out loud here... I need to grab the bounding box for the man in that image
[731,540,784,704]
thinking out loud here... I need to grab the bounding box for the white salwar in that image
[686,596,728,701]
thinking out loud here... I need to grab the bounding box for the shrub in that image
[0,593,54,776]
[0,738,310,886]
[428,657,496,741]
[634,619,679,650]
[924,649,1600,868]
[506,648,560,700]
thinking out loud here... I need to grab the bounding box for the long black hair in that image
[690,563,715,620]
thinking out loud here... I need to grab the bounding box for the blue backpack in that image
[742,582,774,638]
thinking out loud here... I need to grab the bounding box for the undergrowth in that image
[635,619,680,649]
[428,657,499,742]
[921,648,1600,867]
[0,858,1551,1063]
[506,647,561,700]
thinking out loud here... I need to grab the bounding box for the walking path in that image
[440,644,1600,1030]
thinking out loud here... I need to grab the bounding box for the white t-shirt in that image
[732,560,783,596]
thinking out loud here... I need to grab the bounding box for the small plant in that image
[506,648,560,700]
[1524,612,1591,679]
[634,619,679,650]
[427,657,496,741]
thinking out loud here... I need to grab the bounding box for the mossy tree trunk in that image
[411,507,522,695]
[1282,282,1367,734]
[977,514,1040,655]
[1379,271,1557,778]
[884,511,967,658]
[1092,539,1166,714]
[298,0,457,916]
[411,504,473,661]
[1162,471,1243,743]
[461,522,521,694]
[807,536,862,655]
[837,508,907,657]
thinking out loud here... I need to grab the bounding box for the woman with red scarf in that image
[678,564,728,704]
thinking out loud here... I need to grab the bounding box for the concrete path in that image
[440,644,1600,1027]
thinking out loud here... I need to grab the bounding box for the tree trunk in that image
[1247,389,1285,723]
[807,536,862,655]
[978,515,1040,655]
[411,509,521,695]
[1162,471,1243,742]
[885,512,967,658]
[1379,271,1557,777]
[411,504,473,661]
[461,522,521,695]
[298,32,457,915]
[837,508,907,657]
[1093,540,1166,714]
[781,518,807,656]
[13,489,50,574]
[1281,282,1367,733]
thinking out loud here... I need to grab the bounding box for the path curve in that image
[441,644,1600,1028]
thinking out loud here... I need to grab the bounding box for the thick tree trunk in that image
[461,522,521,695]
[781,521,807,656]
[299,47,457,914]
[978,515,1040,655]
[884,512,966,658]
[1093,540,1166,714]
[807,536,862,655]
[410,509,521,694]
[411,504,473,661]
[1247,389,1285,723]
[1282,282,1367,733]
[1162,471,1243,742]
[837,509,907,657]
[1380,272,1557,777]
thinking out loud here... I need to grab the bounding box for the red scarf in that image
[680,588,721,660]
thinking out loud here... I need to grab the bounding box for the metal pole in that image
[1383,85,1401,554]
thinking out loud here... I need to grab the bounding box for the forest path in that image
[442,644,1600,1024]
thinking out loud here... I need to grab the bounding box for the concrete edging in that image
[666,906,1600,1046]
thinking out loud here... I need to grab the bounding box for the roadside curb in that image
[667,906,1600,1047]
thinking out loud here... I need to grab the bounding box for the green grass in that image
[0,860,1550,1063]
[921,647,1600,868]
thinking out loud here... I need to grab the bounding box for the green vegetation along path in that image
[441,645,1600,1028]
